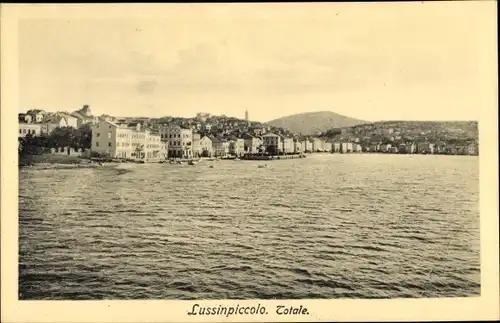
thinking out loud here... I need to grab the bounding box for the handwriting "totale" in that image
[276,305,309,315]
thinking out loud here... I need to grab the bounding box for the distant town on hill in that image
[322,120,478,148]
[18,106,479,160]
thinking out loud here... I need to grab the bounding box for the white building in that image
[229,138,245,157]
[160,124,193,158]
[41,116,69,135]
[283,137,295,154]
[19,123,42,137]
[91,121,166,161]
[199,136,213,157]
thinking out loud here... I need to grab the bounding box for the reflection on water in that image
[19,154,480,299]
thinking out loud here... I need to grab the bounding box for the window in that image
[108,132,111,139]
[96,142,99,147]
[19,129,22,134]
[96,133,100,137]
[108,142,112,147]
[23,129,27,134]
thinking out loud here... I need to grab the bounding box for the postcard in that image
[1,2,499,322]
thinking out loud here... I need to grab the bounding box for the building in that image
[71,105,99,126]
[212,137,229,157]
[262,133,283,154]
[304,139,313,152]
[243,134,261,154]
[324,142,333,152]
[160,124,193,158]
[332,142,341,153]
[340,142,353,153]
[369,144,380,152]
[91,121,166,161]
[19,123,42,138]
[63,115,79,128]
[26,110,46,123]
[312,138,323,152]
[417,142,435,154]
[199,136,213,157]
[41,116,69,135]
[19,113,33,124]
[99,114,117,123]
[203,123,212,132]
[467,143,479,155]
[192,132,202,158]
[283,137,295,154]
[380,144,392,153]
[294,140,303,153]
[229,138,245,157]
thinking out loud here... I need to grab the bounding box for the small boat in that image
[188,160,198,166]
[209,165,214,168]
[234,157,240,161]
[258,164,268,168]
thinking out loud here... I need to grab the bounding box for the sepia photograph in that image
[1,2,499,323]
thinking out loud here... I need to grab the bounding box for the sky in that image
[17,2,495,122]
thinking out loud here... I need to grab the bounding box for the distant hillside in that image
[266,111,368,135]
[322,120,478,146]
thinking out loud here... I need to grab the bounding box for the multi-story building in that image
[262,133,283,153]
[340,142,353,153]
[324,142,333,152]
[283,137,295,154]
[18,123,42,138]
[91,121,166,161]
[160,124,193,158]
[199,136,213,157]
[312,138,323,152]
[304,139,313,152]
[229,138,245,157]
[192,132,201,158]
[243,134,261,154]
[212,137,229,157]
[332,142,341,153]
[294,140,303,153]
[300,141,306,152]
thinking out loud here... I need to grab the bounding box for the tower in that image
[245,110,249,121]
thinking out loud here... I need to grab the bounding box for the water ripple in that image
[18,154,480,299]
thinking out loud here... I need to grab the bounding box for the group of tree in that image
[18,124,92,155]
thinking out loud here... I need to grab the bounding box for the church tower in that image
[245,110,249,121]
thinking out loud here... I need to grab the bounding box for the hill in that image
[266,111,368,135]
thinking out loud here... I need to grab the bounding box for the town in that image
[18,105,479,164]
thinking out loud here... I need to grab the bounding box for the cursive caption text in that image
[187,304,309,317]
